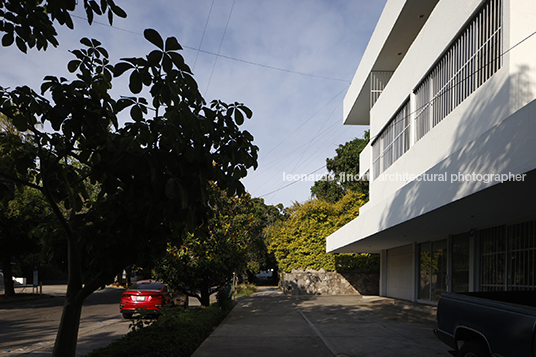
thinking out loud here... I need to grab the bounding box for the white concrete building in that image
[327,0,536,303]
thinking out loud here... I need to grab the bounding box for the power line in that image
[258,164,327,198]
[193,0,215,71]
[70,14,350,83]
[204,0,235,95]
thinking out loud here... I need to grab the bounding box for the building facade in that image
[326,0,536,303]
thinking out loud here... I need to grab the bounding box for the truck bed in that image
[435,291,536,356]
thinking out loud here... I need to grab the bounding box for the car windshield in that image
[129,282,164,290]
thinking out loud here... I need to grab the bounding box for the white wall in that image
[385,244,415,301]
[365,0,536,203]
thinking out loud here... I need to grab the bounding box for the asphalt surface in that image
[1,284,452,356]
[193,286,451,357]
[0,284,131,356]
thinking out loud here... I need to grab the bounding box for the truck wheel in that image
[459,340,490,357]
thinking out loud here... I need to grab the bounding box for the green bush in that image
[84,304,233,357]
[235,283,258,297]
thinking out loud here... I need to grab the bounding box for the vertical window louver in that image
[372,100,411,179]
[370,71,394,109]
[415,0,502,142]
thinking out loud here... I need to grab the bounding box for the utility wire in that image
[255,29,536,199]
[204,0,235,95]
[258,165,327,198]
[193,0,215,71]
[70,14,349,83]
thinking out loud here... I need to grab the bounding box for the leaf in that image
[165,178,177,199]
[80,38,92,47]
[115,98,134,112]
[114,62,134,77]
[129,70,142,94]
[130,105,143,121]
[12,114,28,132]
[2,32,14,47]
[15,36,27,53]
[110,2,127,18]
[165,37,182,51]
[234,109,244,125]
[239,105,253,119]
[67,60,81,73]
[147,50,163,66]
[144,29,164,50]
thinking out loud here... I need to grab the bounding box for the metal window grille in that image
[480,220,536,291]
[370,71,394,109]
[372,100,410,179]
[414,0,502,142]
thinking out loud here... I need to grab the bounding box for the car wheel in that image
[122,312,133,319]
[459,340,490,357]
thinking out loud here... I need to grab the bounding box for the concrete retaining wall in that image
[280,268,379,295]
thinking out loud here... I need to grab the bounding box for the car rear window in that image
[129,282,164,290]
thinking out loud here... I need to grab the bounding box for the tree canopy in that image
[0,29,258,356]
[154,186,284,306]
[0,0,126,52]
[267,191,369,273]
[0,186,51,296]
[310,131,369,202]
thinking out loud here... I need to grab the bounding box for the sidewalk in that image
[193,286,451,357]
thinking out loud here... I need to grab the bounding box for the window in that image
[414,0,502,142]
[452,233,470,293]
[418,240,448,301]
[372,100,411,179]
[480,221,536,291]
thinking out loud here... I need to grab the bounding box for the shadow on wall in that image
[378,64,536,236]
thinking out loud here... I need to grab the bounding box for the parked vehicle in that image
[435,291,536,356]
[119,280,173,319]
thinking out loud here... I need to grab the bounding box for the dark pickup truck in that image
[435,291,536,357]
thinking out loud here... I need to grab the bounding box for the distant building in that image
[327,0,536,303]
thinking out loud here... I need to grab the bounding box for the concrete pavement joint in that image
[297,307,339,357]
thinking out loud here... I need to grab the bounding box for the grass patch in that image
[84,304,234,357]
[234,283,257,297]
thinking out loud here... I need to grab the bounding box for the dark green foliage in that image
[0,29,257,356]
[84,306,231,357]
[311,131,370,202]
[335,253,380,274]
[0,0,127,52]
[153,187,282,306]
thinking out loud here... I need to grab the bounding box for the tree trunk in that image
[199,280,211,307]
[52,229,84,357]
[0,253,15,296]
[52,291,84,357]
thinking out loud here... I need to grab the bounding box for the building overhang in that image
[328,169,536,254]
[343,0,439,125]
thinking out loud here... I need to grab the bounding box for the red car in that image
[119,280,172,319]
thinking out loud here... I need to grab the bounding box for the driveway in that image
[193,286,450,357]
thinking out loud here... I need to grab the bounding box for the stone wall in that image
[279,268,379,295]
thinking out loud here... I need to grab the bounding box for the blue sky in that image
[1,0,386,208]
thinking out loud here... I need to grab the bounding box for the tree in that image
[267,191,370,273]
[0,0,126,53]
[0,186,51,296]
[154,187,283,306]
[0,29,258,357]
[310,131,370,202]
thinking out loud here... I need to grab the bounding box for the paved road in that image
[0,285,131,356]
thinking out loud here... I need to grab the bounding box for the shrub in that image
[84,304,233,357]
